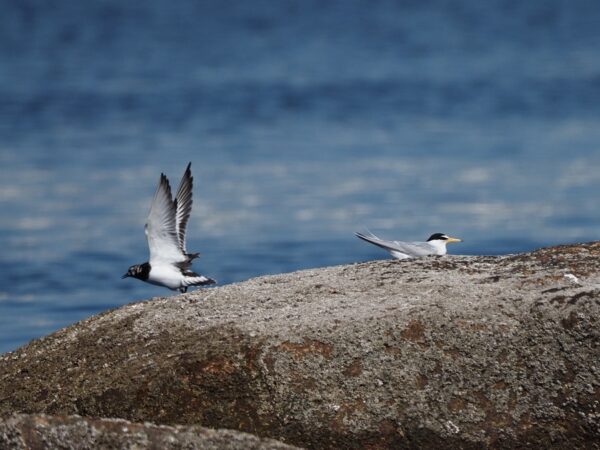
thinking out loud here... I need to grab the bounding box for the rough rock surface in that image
[0,414,299,449]
[1,243,600,449]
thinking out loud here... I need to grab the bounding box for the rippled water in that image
[1,0,599,353]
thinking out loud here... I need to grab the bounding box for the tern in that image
[122,163,215,292]
[355,231,462,260]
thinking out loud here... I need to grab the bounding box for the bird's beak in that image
[446,237,462,243]
[121,273,129,279]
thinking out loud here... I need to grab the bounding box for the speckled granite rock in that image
[0,414,300,449]
[1,243,600,449]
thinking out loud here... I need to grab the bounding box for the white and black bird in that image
[355,231,462,260]
[122,163,215,292]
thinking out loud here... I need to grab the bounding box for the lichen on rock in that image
[0,414,299,449]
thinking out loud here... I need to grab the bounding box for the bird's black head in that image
[122,262,151,280]
[427,233,448,242]
[426,233,462,243]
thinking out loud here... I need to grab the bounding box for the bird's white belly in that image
[147,264,183,290]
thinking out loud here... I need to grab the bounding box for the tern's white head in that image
[426,233,463,254]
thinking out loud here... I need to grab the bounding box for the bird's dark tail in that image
[178,274,216,293]
[183,272,216,288]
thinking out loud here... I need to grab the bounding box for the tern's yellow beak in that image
[446,237,462,243]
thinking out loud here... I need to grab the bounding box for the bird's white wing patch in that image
[145,173,185,265]
[174,162,193,254]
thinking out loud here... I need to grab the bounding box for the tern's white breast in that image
[428,240,448,255]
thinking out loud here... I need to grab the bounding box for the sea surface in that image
[1,0,600,353]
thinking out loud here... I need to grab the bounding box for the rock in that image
[0,414,299,449]
[1,243,600,449]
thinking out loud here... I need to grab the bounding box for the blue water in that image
[1,0,600,353]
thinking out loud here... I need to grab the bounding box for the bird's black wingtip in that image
[183,162,193,182]
[158,173,173,195]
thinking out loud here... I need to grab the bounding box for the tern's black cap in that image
[426,233,448,241]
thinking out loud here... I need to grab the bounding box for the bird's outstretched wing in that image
[355,231,434,257]
[145,173,186,265]
[174,162,193,254]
